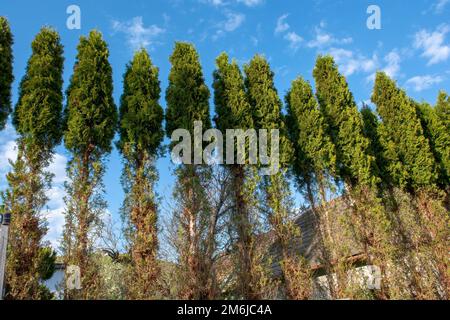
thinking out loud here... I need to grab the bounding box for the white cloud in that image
[307,25,353,48]
[201,0,263,6]
[237,0,263,6]
[112,16,165,51]
[223,11,245,31]
[329,48,378,76]
[383,50,401,78]
[0,123,18,179]
[213,11,245,40]
[48,153,68,184]
[414,24,450,65]
[44,206,65,249]
[204,0,225,6]
[284,32,303,51]
[275,14,290,34]
[0,140,17,178]
[433,0,450,13]
[406,75,444,92]
[365,50,402,82]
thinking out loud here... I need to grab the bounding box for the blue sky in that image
[0,0,449,249]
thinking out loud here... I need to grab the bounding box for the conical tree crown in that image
[244,55,292,164]
[313,55,377,187]
[285,76,336,188]
[118,49,164,157]
[13,27,64,149]
[415,101,450,187]
[213,52,253,131]
[436,91,450,134]
[0,16,14,130]
[313,55,355,140]
[165,42,210,137]
[371,72,437,190]
[64,30,117,154]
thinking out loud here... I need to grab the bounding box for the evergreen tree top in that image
[285,76,336,188]
[13,27,64,149]
[118,49,164,158]
[0,16,14,130]
[64,30,117,155]
[436,90,450,133]
[415,101,450,187]
[314,55,377,188]
[313,55,356,135]
[372,71,438,190]
[165,42,211,138]
[244,54,293,165]
[244,55,282,130]
[213,52,253,132]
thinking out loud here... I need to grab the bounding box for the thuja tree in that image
[285,77,336,299]
[435,91,450,206]
[63,30,117,299]
[285,76,336,208]
[1,27,63,299]
[313,56,378,188]
[313,56,393,299]
[371,72,438,190]
[0,16,14,130]
[117,49,164,299]
[436,91,450,134]
[415,102,450,190]
[372,72,449,299]
[165,42,216,299]
[213,52,261,299]
[244,55,304,299]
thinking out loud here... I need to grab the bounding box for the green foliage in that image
[165,42,211,138]
[63,30,117,299]
[415,101,450,187]
[165,42,217,300]
[436,91,450,133]
[371,72,438,190]
[118,49,163,299]
[0,16,14,130]
[313,55,377,188]
[13,27,64,150]
[64,30,117,155]
[360,105,390,186]
[118,49,164,157]
[213,53,261,299]
[213,52,253,133]
[2,27,63,300]
[285,76,336,193]
[2,143,53,299]
[37,247,57,281]
[244,55,292,165]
